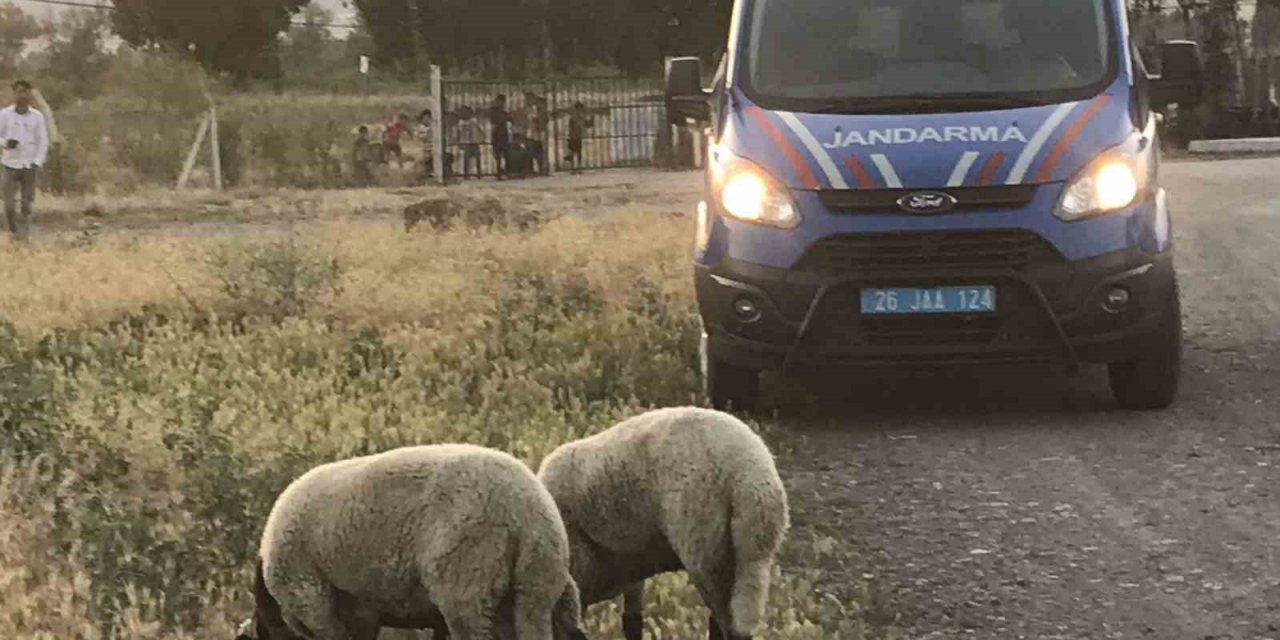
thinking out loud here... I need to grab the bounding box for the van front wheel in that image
[1108,285,1183,411]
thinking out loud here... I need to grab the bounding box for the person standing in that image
[351,125,376,187]
[454,105,484,179]
[382,112,410,169]
[564,101,597,174]
[519,91,548,176]
[488,94,512,179]
[0,80,47,244]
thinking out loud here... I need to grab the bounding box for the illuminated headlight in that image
[1056,138,1155,222]
[710,146,801,229]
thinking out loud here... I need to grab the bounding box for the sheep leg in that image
[337,605,382,640]
[707,616,725,640]
[552,578,589,640]
[440,611,497,640]
[685,560,738,640]
[512,592,554,640]
[278,577,351,640]
[621,581,645,640]
[431,620,452,640]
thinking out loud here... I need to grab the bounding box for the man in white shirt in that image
[0,80,48,244]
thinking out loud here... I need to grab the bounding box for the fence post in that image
[210,104,223,190]
[431,65,445,185]
[545,80,555,175]
[178,111,212,190]
[32,89,64,193]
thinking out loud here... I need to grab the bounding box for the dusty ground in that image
[24,157,1280,639]
[27,169,702,243]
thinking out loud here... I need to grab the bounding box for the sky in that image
[315,0,358,23]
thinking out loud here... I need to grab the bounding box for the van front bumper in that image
[696,230,1177,373]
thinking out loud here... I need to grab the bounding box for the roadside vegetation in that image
[0,206,870,638]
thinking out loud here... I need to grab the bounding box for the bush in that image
[207,237,344,322]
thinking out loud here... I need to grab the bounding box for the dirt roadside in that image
[778,157,1280,639]
[21,169,703,243]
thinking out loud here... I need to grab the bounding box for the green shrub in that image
[206,238,344,322]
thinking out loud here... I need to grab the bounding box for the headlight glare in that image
[1095,161,1139,210]
[722,172,770,220]
[1056,136,1153,222]
[713,149,800,228]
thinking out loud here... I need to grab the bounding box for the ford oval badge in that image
[897,191,957,214]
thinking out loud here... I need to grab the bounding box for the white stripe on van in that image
[870,154,902,188]
[947,151,980,187]
[776,112,849,189]
[1005,102,1078,185]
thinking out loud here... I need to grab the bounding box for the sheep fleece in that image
[260,444,578,639]
[537,407,790,637]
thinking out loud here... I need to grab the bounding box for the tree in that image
[280,5,351,85]
[40,12,113,101]
[1203,0,1239,111]
[351,0,420,76]
[0,4,43,76]
[1256,0,1280,56]
[352,0,730,77]
[110,0,308,82]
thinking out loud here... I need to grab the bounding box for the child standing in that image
[454,105,484,179]
[352,125,376,187]
[382,112,410,169]
[488,94,512,179]
[564,101,596,175]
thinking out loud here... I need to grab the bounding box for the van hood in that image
[721,91,1133,191]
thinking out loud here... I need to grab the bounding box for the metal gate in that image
[438,77,665,179]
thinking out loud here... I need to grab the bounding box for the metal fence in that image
[438,77,666,179]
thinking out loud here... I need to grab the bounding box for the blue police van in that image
[665,0,1205,411]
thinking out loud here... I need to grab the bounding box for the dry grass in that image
[52,50,435,195]
[0,200,871,639]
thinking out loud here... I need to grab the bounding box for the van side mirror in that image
[1151,40,1203,109]
[665,56,711,125]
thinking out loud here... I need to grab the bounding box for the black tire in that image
[704,355,760,413]
[1108,283,1183,410]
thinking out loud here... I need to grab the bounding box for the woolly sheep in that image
[536,407,790,640]
[234,444,589,640]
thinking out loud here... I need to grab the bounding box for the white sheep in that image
[536,407,790,640]
[233,443,589,640]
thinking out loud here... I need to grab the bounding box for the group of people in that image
[349,111,418,187]
[351,92,608,186]
[483,93,609,179]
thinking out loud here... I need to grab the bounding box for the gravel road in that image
[780,156,1280,639]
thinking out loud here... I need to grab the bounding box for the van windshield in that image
[744,0,1115,113]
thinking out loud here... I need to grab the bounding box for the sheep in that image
[536,407,790,640]
[233,443,590,640]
